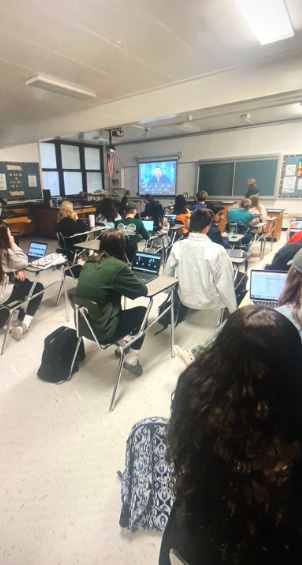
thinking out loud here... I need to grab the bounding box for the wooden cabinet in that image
[6,207,39,235]
[264,209,284,241]
[38,207,96,237]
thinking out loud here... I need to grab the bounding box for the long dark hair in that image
[168,306,302,564]
[278,266,302,326]
[0,222,11,284]
[97,198,118,223]
[88,229,126,264]
[173,194,187,215]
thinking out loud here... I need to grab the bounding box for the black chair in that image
[68,293,151,412]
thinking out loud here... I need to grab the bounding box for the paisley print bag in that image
[119,417,175,532]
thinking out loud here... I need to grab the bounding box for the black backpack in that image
[37,326,85,383]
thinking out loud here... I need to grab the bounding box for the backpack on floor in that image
[37,326,85,383]
[119,417,175,532]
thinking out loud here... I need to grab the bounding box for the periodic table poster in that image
[0,161,42,201]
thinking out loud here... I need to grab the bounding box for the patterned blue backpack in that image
[119,417,175,532]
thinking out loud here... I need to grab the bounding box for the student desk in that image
[144,275,179,358]
[227,250,252,273]
[73,239,101,253]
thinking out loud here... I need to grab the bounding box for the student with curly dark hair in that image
[160,305,302,565]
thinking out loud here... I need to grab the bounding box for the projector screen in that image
[138,160,177,196]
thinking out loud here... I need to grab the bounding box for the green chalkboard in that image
[0,161,42,201]
[198,156,279,198]
[198,162,234,196]
[233,159,278,197]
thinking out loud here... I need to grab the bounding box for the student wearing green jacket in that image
[115,201,150,262]
[76,229,148,375]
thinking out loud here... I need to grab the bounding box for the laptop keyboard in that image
[136,273,157,283]
[252,300,276,309]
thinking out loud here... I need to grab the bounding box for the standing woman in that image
[276,248,302,339]
[173,195,190,233]
[96,198,121,228]
[160,306,302,565]
[0,222,44,339]
[249,194,267,223]
[245,178,259,199]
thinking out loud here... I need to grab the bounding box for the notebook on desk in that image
[131,252,161,283]
[27,242,48,264]
[250,270,287,309]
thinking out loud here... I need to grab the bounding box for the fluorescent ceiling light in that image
[232,0,294,45]
[139,114,177,124]
[174,123,200,133]
[25,76,96,100]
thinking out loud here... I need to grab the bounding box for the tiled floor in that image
[0,233,286,565]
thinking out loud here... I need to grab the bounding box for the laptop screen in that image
[28,242,48,259]
[165,214,176,226]
[142,220,154,232]
[290,219,302,229]
[250,270,287,302]
[132,252,161,274]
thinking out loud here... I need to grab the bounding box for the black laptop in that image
[132,252,161,283]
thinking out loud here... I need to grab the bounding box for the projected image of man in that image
[147,167,171,188]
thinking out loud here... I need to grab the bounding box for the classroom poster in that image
[298,159,302,177]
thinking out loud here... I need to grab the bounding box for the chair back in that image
[69,293,101,320]
[225,222,246,235]
[57,232,67,249]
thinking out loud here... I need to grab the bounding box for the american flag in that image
[106,150,115,178]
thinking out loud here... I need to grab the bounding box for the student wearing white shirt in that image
[164,209,237,315]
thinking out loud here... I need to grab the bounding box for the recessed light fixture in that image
[232,0,294,45]
[25,76,96,100]
[139,114,177,124]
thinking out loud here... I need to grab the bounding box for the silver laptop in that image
[250,269,287,308]
[132,252,161,283]
[142,220,154,232]
[27,242,48,263]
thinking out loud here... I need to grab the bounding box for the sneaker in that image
[174,345,194,367]
[11,324,28,341]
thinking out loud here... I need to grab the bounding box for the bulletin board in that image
[0,161,42,201]
[279,155,302,198]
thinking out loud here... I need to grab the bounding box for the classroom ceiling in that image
[62,93,302,145]
[0,0,302,144]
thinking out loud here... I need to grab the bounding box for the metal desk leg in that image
[61,266,69,322]
[171,287,175,358]
[270,221,275,252]
[1,310,13,355]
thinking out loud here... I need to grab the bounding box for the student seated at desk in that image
[173,195,190,233]
[160,306,302,565]
[96,198,121,229]
[55,201,87,249]
[0,223,44,339]
[226,198,258,244]
[265,240,302,272]
[76,229,148,375]
[164,209,237,317]
[207,203,228,247]
[249,194,267,223]
[191,191,208,212]
[141,194,167,230]
[276,249,302,339]
[115,201,150,262]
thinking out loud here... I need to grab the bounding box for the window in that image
[40,141,103,198]
[40,143,57,169]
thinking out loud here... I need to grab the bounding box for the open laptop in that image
[165,214,176,227]
[27,242,48,263]
[250,269,287,308]
[132,252,161,283]
[290,219,302,229]
[142,220,154,232]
